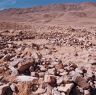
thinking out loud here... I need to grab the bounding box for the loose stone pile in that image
[0,27,95,95]
[0,47,95,95]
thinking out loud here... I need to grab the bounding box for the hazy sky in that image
[0,0,96,9]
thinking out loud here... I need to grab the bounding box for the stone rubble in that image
[0,28,95,95]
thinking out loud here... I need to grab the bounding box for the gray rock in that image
[48,68,56,75]
[44,75,56,86]
[9,66,18,76]
[69,71,81,81]
[75,68,83,74]
[57,76,64,85]
[84,90,90,95]
[10,58,23,67]
[31,72,36,77]
[57,83,74,94]
[52,88,61,95]
[60,71,68,76]
[10,84,16,92]
[40,65,47,72]
[61,92,66,95]
[32,87,46,94]
[16,75,37,82]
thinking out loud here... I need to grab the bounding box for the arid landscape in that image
[0,2,95,95]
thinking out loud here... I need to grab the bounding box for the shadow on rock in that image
[69,82,78,95]
[90,87,96,95]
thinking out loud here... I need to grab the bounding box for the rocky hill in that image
[0,2,95,95]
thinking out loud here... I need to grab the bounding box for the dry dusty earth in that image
[0,2,95,95]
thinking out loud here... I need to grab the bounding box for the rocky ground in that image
[0,2,96,95]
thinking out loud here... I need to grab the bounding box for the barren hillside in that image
[0,2,95,95]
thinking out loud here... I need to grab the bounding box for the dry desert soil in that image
[0,2,95,95]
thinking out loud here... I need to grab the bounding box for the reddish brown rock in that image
[18,58,34,73]
[55,63,64,70]
[44,75,57,87]
[76,76,90,89]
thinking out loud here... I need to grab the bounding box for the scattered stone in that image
[10,84,16,92]
[70,63,78,69]
[0,25,95,95]
[57,76,64,85]
[57,83,74,94]
[46,84,52,95]
[0,76,3,80]
[63,75,70,83]
[76,76,90,89]
[33,87,46,94]
[84,90,90,95]
[18,58,34,73]
[75,68,83,74]
[40,65,47,72]
[55,63,64,70]
[10,58,23,67]
[31,72,36,77]
[2,54,13,61]
[61,92,66,95]
[48,68,56,75]
[38,72,45,77]
[0,67,4,74]
[69,70,81,81]
[52,88,61,95]
[0,84,13,95]
[16,75,37,82]
[44,75,57,87]
[9,66,18,76]
[78,86,84,93]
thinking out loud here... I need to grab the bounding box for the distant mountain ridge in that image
[0,2,96,29]
[0,2,96,14]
